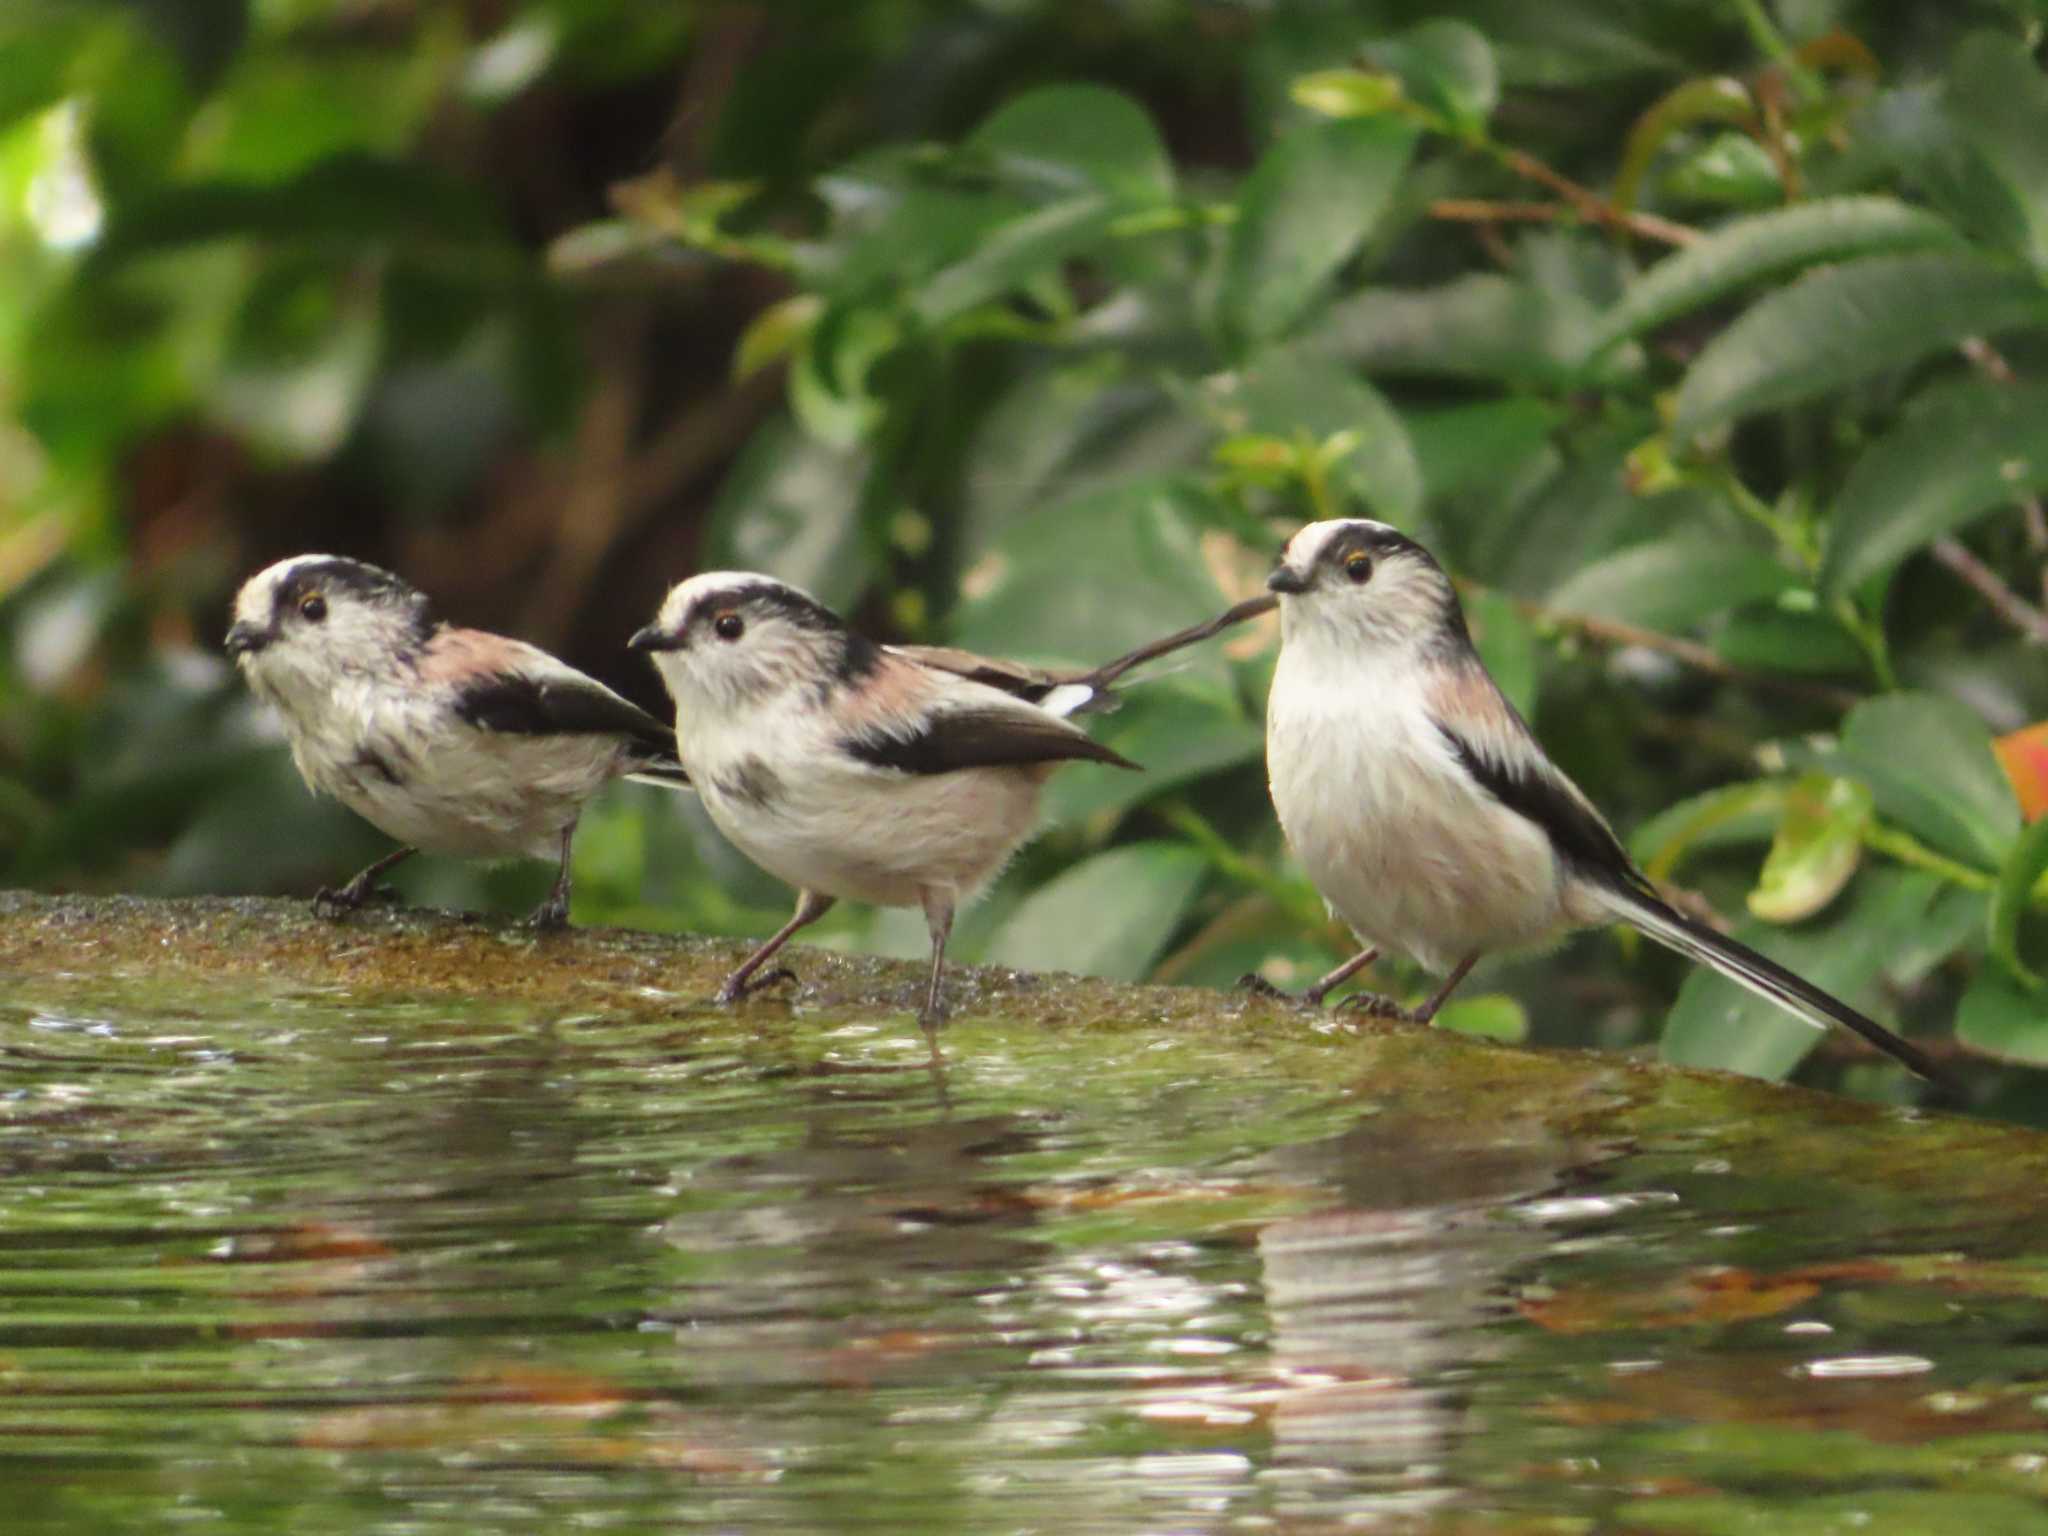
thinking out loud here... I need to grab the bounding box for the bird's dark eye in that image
[1343,553,1373,585]
[299,594,328,622]
[712,611,744,642]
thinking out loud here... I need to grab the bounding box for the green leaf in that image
[912,194,1118,325]
[1948,30,2048,271]
[967,84,1173,204]
[1629,780,1792,881]
[1323,273,1633,389]
[984,842,1207,981]
[1822,377,2048,596]
[1989,812,2048,987]
[1204,351,1421,524]
[1219,116,1417,351]
[1747,776,1872,924]
[1584,199,1963,360]
[1659,131,1781,209]
[1955,968,2048,1064]
[1614,75,1757,215]
[731,293,821,381]
[1660,870,1942,1080]
[950,477,1232,675]
[1837,693,2019,870]
[1289,69,1406,120]
[1671,250,2048,439]
[1545,535,1795,631]
[1406,398,1563,503]
[1435,993,1527,1042]
[1713,607,1867,676]
[787,300,901,448]
[1367,20,1497,137]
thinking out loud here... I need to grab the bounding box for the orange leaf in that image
[1994,723,2048,822]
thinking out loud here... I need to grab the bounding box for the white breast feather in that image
[269,670,626,861]
[678,679,1049,911]
[1267,642,1568,972]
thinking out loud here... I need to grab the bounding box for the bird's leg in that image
[525,824,577,931]
[1342,952,1481,1024]
[1239,947,1385,1009]
[314,846,416,918]
[917,887,955,1038]
[716,891,836,1004]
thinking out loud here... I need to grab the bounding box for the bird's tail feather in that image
[624,763,694,792]
[1598,884,1950,1087]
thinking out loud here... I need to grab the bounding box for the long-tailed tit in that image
[1250,518,1945,1084]
[225,554,690,928]
[628,572,1143,1028]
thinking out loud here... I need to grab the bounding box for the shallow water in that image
[5,975,2048,1534]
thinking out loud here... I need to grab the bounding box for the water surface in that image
[5,973,2048,1534]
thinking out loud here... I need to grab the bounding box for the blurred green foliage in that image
[9,0,2048,1104]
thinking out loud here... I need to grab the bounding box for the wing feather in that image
[1424,662,1648,897]
[436,631,682,770]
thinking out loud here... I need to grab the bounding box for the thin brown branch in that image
[1499,591,1861,710]
[1495,149,1704,247]
[1958,336,2048,559]
[1929,537,2048,643]
[1429,198,1581,225]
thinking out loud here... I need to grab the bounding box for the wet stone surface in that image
[2,892,2048,1533]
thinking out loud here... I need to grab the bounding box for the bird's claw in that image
[1333,991,1417,1022]
[524,896,571,932]
[716,966,797,1005]
[1237,972,1297,1003]
[312,880,398,919]
[1237,972,1338,1012]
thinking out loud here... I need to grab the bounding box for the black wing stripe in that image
[1437,724,1649,897]
[454,673,680,763]
[843,708,1137,775]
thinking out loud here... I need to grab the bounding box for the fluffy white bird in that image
[629,572,1139,1027]
[226,554,689,926]
[1252,518,1945,1084]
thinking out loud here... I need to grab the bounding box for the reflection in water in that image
[0,984,2041,1534]
[1256,1121,1573,1526]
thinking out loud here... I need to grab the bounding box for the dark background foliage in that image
[8,0,2048,1111]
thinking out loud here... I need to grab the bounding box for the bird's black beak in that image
[223,621,271,658]
[628,625,680,653]
[1266,566,1310,595]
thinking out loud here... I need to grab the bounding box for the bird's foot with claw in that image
[1333,991,1421,1023]
[523,896,571,932]
[715,966,798,1006]
[311,881,399,920]
[1236,972,1323,1010]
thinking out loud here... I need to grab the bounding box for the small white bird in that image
[226,554,690,927]
[629,572,1139,1027]
[1252,518,1945,1084]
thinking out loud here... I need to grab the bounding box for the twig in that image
[1929,537,2048,643]
[1498,590,1861,710]
[1495,149,1704,247]
[1084,594,1279,688]
[1427,196,1700,249]
[1959,336,2048,559]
